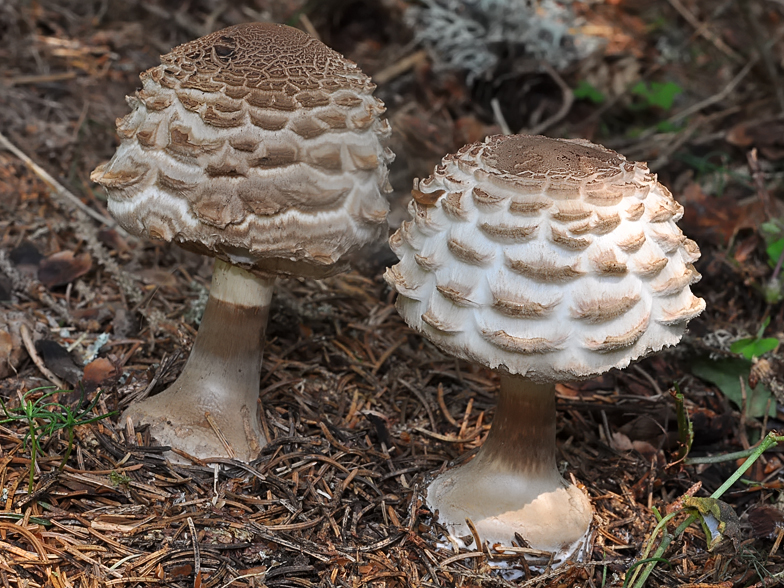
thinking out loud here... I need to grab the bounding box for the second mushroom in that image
[92,22,393,462]
[385,134,704,561]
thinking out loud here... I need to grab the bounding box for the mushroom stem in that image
[426,373,592,559]
[481,374,558,476]
[123,259,275,462]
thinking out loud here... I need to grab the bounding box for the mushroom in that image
[384,134,704,561]
[91,22,393,462]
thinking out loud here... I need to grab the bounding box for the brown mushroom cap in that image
[385,134,705,381]
[92,22,393,277]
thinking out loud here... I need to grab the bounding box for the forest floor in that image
[2,0,784,586]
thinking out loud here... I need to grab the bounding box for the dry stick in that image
[737,0,784,113]
[0,131,142,306]
[397,378,437,431]
[187,516,200,580]
[204,412,236,459]
[770,527,784,558]
[629,57,757,167]
[648,119,702,171]
[139,1,203,39]
[374,50,429,85]
[19,324,65,389]
[464,517,484,553]
[668,58,757,126]
[490,98,512,136]
[298,13,320,41]
[436,384,458,427]
[632,365,664,397]
[0,131,112,227]
[523,63,574,136]
[634,56,757,162]
[747,147,774,219]
[6,72,78,87]
[371,336,406,375]
[666,0,743,63]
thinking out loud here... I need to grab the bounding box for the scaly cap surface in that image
[385,135,704,381]
[92,22,393,277]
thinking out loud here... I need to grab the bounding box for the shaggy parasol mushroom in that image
[91,22,393,462]
[384,134,704,561]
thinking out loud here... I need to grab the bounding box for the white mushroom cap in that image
[92,22,394,277]
[385,135,705,381]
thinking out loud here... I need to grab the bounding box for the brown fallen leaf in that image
[97,228,130,252]
[9,241,43,279]
[0,273,11,301]
[631,440,661,463]
[679,181,766,245]
[0,329,15,378]
[138,268,178,291]
[610,431,633,451]
[726,119,784,160]
[0,310,34,379]
[34,339,83,385]
[82,357,119,391]
[747,504,784,539]
[38,250,92,288]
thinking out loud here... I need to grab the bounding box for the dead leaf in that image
[138,268,178,291]
[10,241,43,279]
[748,504,784,539]
[631,440,660,463]
[555,383,580,397]
[34,339,82,385]
[0,310,33,379]
[38,251,92,288]
[97,228,130,252]
[82,357,119,391]
[726,121,754,147]
[169,564,193,579]
[0,330,14,379]
[0,273,11,301]
[610,431,633,451]
[726,119,784,160]
[733,233,760,264]
[679,182,766,245]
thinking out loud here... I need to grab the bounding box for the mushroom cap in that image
[91,22,394,277]
[385,135,705,381]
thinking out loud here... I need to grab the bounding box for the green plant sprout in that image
[670,385,693,466]
[760,219,784,303]
[0,386,115,493]
[730,317,780,359]
[630,81,683,111]
[692,354,775,420]
[573,80,605,104]
[109,470,131,488]
[691,318,779,429]
[625,391,784,588]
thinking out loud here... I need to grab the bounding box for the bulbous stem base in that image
[426,374,592,563]
[123,260,275,462]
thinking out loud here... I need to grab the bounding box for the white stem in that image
[123,259,275,462]
[426,374,592,560]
